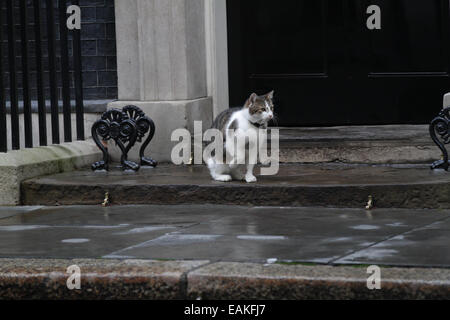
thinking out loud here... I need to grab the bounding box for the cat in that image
[206,91,275,183]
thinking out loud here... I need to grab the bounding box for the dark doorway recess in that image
[227,0,450,126]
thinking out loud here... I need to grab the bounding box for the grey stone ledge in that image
[0,259,449,299]
[0,140,102,205]
[0,258,208,300]
[188,262,450,299]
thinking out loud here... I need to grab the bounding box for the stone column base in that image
[107,97,213,163]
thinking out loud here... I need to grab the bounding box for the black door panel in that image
[227,0,450,126]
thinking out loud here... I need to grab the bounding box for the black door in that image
[227,0,450,126]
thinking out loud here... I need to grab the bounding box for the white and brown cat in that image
[206,91,275,183]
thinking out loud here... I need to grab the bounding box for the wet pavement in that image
[0,204,449,267]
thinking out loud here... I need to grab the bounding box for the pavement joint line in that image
[101,222,206,259]
[0,207,43,222]
[110,206,246,257]
[100,206,251,259]
[329,214,450,265]
[179,261,216,299]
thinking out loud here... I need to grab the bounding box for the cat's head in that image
[244,91,275,124]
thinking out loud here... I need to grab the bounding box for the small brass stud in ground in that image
[102,192,110,207]
[365,195,374,210]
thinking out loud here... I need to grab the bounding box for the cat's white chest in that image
[229,110,255,132]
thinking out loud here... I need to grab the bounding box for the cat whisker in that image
[271,114,279,127]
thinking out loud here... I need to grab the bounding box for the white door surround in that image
[205,0,230,118]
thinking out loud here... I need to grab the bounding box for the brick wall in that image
[79,0,117,99]
[0,0,118,101]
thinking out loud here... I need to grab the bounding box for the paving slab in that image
[0,206,42,220]
[0,204,242,226]
[0,205,449,268]
[105,233,383,263]
[21,163,450,209]
[106,207,450,264]
[336,217,450,267]
[0,205,244,259]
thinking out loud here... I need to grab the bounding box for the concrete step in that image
[0,258,448,299]
[277,125,439,164]
[21,163,450,209]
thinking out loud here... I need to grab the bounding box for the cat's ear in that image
[265,90,274,100]
[245,93,258,108]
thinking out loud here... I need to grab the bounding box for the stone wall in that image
[110,0,214,162]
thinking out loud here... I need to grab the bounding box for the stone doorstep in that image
[20,163,450,209]
[0,259,449,299]
[276,125,439,164]
[278,143,439,164]
[13,124,445,207]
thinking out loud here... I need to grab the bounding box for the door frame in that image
[205,0,230,118]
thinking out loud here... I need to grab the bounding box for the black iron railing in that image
[0,0,84,153]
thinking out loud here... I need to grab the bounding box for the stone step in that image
[277,125,439,163]
[0,258,448,299]
[21,163,450,209]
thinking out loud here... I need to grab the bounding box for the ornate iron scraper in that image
[430,107,450,170]
[91,105,157,171]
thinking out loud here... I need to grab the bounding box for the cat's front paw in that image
[245,174,257,183]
